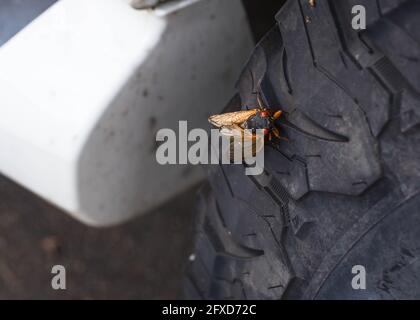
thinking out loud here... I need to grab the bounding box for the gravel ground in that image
[0,0,283,299]
[0,174,199,299]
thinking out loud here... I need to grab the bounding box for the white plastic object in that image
[0,0,254,226]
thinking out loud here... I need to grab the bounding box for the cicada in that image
[208,95,283,160]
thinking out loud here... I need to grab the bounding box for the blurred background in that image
[0,0,284,299]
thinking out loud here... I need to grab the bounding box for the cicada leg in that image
[272,110,282,119]
[272,126,289,141]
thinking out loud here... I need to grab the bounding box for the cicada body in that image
[208,97,283,160]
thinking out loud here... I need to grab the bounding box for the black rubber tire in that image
[185,0,420,300]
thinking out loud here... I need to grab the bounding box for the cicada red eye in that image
[260,111,269,118]
[263,128,270,135]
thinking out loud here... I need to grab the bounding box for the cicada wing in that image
[229,139,243,163]
[242,133,265,159]
[219,124,244,138]
[216,124,243,163]
[217,124,265,162]
[208,109,257,128]
[228,130,265,162]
